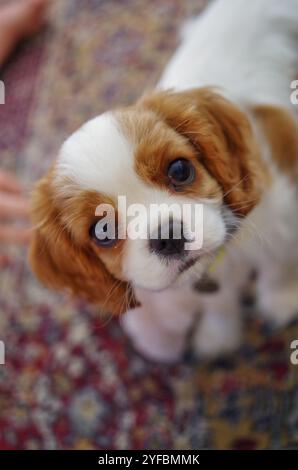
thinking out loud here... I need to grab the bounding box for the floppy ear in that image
[29,174,135,315]
[252,104,298,180]
[139,88,266,215]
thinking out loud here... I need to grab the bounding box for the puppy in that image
[30,0,298,362]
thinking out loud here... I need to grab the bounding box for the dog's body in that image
[122,0,298,362]
[30,0,298,362]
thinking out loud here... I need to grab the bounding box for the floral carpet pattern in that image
[1,0,298,450]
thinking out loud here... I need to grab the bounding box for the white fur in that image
[159,0,298,108]
[57,0,298,362]
[121,285,200,363]
[57,113,135,196]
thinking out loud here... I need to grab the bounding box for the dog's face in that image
[30,88,264,314]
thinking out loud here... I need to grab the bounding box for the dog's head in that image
[30,88,264,314]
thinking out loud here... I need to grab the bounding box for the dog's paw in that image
[193,311,241,359]
[259,282,298,327]
[121,307,185,363]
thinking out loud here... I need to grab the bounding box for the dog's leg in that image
[252,182,298,327]
[193,286,243,359]
[193,251,249,358]
[121,286,199,363]
[257,258,298,327]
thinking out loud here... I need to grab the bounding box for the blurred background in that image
[0,0,298,450]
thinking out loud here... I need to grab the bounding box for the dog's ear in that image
[139,87,266,215]
[29,174,135,315]
[252,104,298,180]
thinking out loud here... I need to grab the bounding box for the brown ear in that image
[252,104,298,180]
[29,174,135,315]
[139,88,266,215]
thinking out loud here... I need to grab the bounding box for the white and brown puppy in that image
[30,0,298,362]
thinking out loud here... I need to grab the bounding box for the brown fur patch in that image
[118,108,222,200]
[29,171,136,315]
[135,88,267,215]
[252,104,298,178]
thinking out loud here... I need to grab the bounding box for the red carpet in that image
[0,0,298,449]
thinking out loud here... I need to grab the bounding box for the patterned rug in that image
[1,0,298,450]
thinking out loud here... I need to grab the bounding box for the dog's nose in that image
[149,220,186,258]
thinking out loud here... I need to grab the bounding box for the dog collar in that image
[208,246,226,274]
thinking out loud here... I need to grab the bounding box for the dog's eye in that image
[89,219,117,247]
[168,159,195,187]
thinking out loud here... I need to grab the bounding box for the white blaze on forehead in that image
[56,111,184,210]
[56,112,137,196]
[56,111,192,209]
